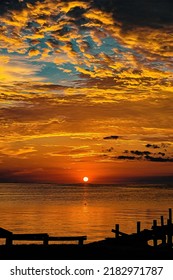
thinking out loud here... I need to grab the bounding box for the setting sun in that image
[83,177,89,182]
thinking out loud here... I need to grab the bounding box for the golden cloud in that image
[84,9,114,26]
[0,146,37,159]
[28,49,41,57]
[0,58,44,83]
[61,1,89,13]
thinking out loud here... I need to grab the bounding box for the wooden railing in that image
[0,228,87,246]
[111,208,173,248]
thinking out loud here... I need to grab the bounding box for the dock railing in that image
[0,228,87,246]
[111,208,173,248]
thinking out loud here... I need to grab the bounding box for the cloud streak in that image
[103,136,120,140]
[116,148,173,162]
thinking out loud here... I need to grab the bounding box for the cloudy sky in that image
[0,0,173,184]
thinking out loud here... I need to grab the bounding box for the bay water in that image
[0,183,173,244]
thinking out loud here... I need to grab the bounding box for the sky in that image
[0,0,173,184]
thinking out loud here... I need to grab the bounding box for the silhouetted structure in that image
[111,208,173,248]
[0,229,87,246]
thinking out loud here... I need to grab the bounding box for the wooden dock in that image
[0,228,87,246]
[110,208,173,248]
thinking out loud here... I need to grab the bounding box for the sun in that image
[83,176,89,182]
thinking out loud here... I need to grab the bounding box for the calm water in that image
[0,183,173,243]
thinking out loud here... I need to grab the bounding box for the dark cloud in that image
[67,6,87,18]
[158,152,165,157]
[123,150,151,156]
[117,155,136,160]
[92,0,173,29]
[103,135,120,140]
[146,144,160,149]
[0,0,44,15]
[130,150,151,156]
[102,147,114,153]
[117,149,173,162]
[116,154,173,162]
[67,6,90,28]
[145,155,173,162]
[2,0,173,29]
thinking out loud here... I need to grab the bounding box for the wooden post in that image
[43,236,49,246]
[6,235,13,246]
[167,219,172,247]
[137,221,141,234]
[153,220,157,228]
[153,220,157,247]
[78,238,84,246]
[160,216,166,245]
[115,224,119,238]
[169,208,172,223]
[160,216,164,226]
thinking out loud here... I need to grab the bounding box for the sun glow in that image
[83,176,89,182]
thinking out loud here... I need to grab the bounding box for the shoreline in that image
[0,240,173,260]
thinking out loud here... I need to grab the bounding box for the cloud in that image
[116,154,173,162]
[130,150,151,156]
[116,148,173,162]
[103,136,120,140]
[92,0,173,28]
[84,8,114,26]
[28,49,40,57]
[146,144,160,149]
[61,1,89,14]
[104,147,114,153]
[0,146,37,159]
[158,152,165,157]
[0,0,172,95]
[1,0,172,29]
[145,155,173,162]
[117,155,136,160]
[0,57,44,84]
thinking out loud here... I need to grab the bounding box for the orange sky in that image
[0,0,173,184]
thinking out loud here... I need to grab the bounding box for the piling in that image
[169,208,172,223]
[137,221,141,234]
[115,224,120,238]
[167,219,172,247]
[160,216,164,226]
[153,220,158,247]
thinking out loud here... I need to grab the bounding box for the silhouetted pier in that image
[111,208,173,248]
[0,228,87,246]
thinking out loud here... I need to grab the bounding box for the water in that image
[0,183,173,244]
